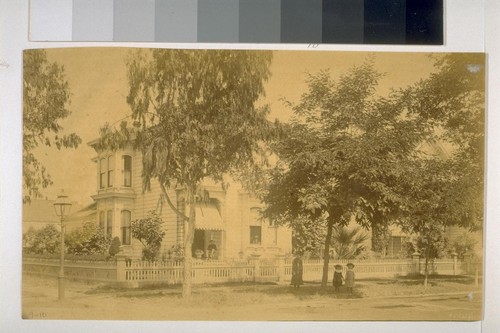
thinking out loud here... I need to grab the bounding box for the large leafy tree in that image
[405,54,485,228]
[397,54,485,286]
[23,49,81,202]
[98,49,273,297]
[263,61,426,287]
[399,158,455,286]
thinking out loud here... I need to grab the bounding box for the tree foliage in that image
[23,224,60,255]
[288,217,369,260]
[449,231,478,258]
[65,221,111,255]
[404,231,448,260]
[98,49,273,296]
[402,54,485,232]
[396,54,485,286]
[263,60,426,287]
[289,215,326,257]
[131,211,165,261]
[23,49,81,202]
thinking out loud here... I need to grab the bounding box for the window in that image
[249,208,262,245]
[388,236,404,257]
[121,210,131,245]
[99,158,107,189]
[122,155,132,187]
[106,210,113,239]
[99,156,115,188]
[99,211,105,232]
[250,226,262,245]
[107,156,114,187]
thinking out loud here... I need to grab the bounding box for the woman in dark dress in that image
[290,256,304,288]
[332,264,344,292]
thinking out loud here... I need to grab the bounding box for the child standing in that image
[332,264,344,292]
[290,255,304,289]
[345,263,355,294]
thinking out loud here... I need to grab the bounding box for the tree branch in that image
[159,182,190,221]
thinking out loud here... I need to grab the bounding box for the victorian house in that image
[87,139,292,259]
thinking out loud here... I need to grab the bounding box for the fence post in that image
[412,252,421,275]
[474,261,479,287]
[464,253,472,275]
[116,254,127,283]
[253,257,261,282]
[452,252,458,276]
[277,255,286,283]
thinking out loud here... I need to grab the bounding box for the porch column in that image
[116,254,127,283]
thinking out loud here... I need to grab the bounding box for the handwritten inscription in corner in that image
[22,311,48,319]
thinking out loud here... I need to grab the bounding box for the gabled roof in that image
[67,202,97,219]
[23,199,84,223]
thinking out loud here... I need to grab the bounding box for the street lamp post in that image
[53,191,72,300]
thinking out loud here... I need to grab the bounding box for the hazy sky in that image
[32,48,437,206]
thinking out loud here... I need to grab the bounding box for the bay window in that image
[106,210,113,239]
[122,155,132,187]
[121,210,131,245]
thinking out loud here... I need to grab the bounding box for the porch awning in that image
[188,204,225,231]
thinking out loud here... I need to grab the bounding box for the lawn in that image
[22,274,482,321]
[85,274,480,301]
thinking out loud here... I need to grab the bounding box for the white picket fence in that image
[122,259,255,284]
[116,256,477,287]
[24,256,480,287]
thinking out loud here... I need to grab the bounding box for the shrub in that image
[330,226,370,259]
[109,236,122,256]
[166,244,184,261]
[131,211,166,261]
[448,231,478,258]
[66,221,111,255]
[24,224,60,254]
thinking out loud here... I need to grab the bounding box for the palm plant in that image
[330,226,369,259]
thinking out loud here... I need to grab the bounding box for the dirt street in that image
[22,274,482,321]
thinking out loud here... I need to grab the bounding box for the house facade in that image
[88,140,292,259]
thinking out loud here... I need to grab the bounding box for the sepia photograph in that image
[22,47,484,321]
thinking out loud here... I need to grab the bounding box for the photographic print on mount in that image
[22,47,484,321]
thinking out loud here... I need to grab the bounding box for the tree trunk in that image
[321,218,335,288]
[424,245,430,288]
[182,187,196,298]
[371,217,388,255]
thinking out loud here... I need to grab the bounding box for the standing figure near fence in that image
[345,263,355,293]
[290,255,303,289]
[207,239,217,259]
[332,264,344,292]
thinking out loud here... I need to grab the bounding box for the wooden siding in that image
[131,152,180,257]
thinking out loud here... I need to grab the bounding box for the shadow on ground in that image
[232,283,365,299]
[84,281,365,300]
[81,275,479,301]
